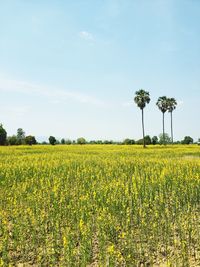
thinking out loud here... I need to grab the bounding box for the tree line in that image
[0,124,198,146]
[0,126,37,146]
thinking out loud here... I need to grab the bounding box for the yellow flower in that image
[79,219,84,233]
[63,236,68,247]
[107,244,115,254]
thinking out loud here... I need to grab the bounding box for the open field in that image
[0,145,200,266]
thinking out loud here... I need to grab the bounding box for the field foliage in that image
[0,145,200,266]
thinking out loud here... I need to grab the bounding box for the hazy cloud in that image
[0,77,104,107]
[79,31,94,41]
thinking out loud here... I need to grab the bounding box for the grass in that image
[0,145,200,266]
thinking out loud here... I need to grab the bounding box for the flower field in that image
[0,145,200,266]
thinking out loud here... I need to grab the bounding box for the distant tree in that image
[174,140,181,144]
[156,96,168,145]
[144,135,151,145]
[152,136,158,145]
[42,141,48,145]
[136,139,144,145]
[134,89,151,148]
[77,137,86,145]
[159,133,171,145]
[7,135,17,145]
[136,136,151,145]
[198,138,200,145]
[123,138,135,145]
[17,128,25,145]
[167,98,177,143]
[0,124,7,145]
[61,138,65,144]
[25,135,37,145]
[104,140,113,144]
[65,139,72,145]
[130,139,135,145]
[89,140,96,144]
[181,136,193,145]
[49,136,57,145]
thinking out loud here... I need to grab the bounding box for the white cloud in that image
[0,77,104,107]
[79,31,94,41]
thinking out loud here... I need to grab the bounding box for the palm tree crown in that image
[167,98,177,113]
[134,89,150,109]
[156,96,168,113]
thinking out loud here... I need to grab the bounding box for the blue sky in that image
[0,0,200,141]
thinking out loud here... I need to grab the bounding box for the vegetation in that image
[7,135,18,146]
[2,92,199,147]
[159,133,171,145]
[16,128,25,145]
[25,135,37,146]
[0,145,200,266]
[77,137,87,145]
[182,136,194,145]
[134,89,150,148]
[136,135,151,145]
[1,91,199,147]
[123,139,135,145]
[0,124,7,145]
[167,98,177,143]
[156,96,169,145]
[152,136,158,145]
[61,138,66,145]
[65,139,72,145]
[49,136,57,145]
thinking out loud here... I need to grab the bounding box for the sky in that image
[0,0,200,141]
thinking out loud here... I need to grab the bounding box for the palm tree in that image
[167,98,177,144]
[134,89,150,148]
[156,96,168,145]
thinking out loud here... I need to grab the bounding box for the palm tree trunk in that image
[142,108,146,148]
[170,111,173,144]
[163,112,165,145]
